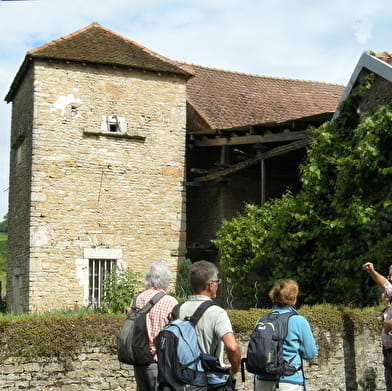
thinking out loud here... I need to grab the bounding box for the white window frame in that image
[89,258,117,308]
[79,248,123,308]
[100,114,127,134]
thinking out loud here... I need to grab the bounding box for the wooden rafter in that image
[194,130,309,147]
[193,137,311,183]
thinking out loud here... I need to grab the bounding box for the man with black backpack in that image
[131,260,178,391]
[177,260,241,390]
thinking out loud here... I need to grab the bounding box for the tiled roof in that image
[181,63,345,130]
[5,23,192,102]
[6,23,345,130]
[373,51,392,66]
[28,22,192,76]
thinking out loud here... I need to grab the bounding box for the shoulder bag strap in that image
[131,291,166,315]
[279,312,295,340]
[169,302,182,321]
[189,300,216,327]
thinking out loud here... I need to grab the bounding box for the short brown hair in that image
[190,260,218,294]
[268,279,298,307]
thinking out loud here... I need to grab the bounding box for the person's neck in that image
[195,289,214,299]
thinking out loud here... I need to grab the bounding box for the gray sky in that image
[1,0,391,219]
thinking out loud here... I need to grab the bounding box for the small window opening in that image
[107,115,120,133]
[89,258,117,307]
[109,123,118,132]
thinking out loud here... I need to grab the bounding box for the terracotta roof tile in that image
[28,22,192,76]
[7,23,345,130]
[372,51,392,67]
[5,23,192,102]
[181,63,345,130]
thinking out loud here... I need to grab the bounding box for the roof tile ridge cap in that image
[177,61,344,86]
[369,50,392,56]
[370,50,392,62]
[178,61,267,78]
[96,24,193,73]
[27,23,96,55]
[174,61,196,74]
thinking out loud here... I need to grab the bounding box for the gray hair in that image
[145,260,172,290]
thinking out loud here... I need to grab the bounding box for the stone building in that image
[5,23,345,312]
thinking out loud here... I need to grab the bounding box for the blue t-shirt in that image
[257,306,317,385]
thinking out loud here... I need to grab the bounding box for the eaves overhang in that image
[332,51,392,120]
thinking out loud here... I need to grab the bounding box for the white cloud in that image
[0,0,391,218]
[352,17,373,44]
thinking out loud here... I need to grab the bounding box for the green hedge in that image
[0,305,383,365]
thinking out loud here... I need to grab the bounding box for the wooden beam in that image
[261,160,265,205]
[194,130,309,147]
[193,138,311,182]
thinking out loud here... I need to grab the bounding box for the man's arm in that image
[222,332,241,375]
[362,262,387,289]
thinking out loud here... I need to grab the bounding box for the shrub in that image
[214,76,392,307]
[100,267,143,313]
[175,258,192,301]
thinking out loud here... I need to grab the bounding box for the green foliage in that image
[0,305,381,366]
[0,312,124,363]
[175,258,192,301]
[0,214,8,233]
[227,304,381,336]
[214,75,392,307]
[100,267,143,313]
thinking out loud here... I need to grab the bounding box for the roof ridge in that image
[90,23,176,66]
[178,61,344,86]
[28,23,96,55]
[28,22,192,75]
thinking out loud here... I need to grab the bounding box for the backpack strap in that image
[170,299,216,324]
[269,311,295,341]
[188,300,215,327]
[169,302,181,320]
[131,291,166,314]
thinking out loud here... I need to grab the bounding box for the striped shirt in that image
[382,281,392,349]
[134,288,178,358]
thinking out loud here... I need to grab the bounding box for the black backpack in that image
[117,291,165,365]
[241,311,298,384]
[154,300,218,391]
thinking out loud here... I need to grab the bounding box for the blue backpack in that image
[154,301,231,391]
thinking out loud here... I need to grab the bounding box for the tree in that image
[214,75,392,307]
[0,214,8,233]
[175,258,192,301]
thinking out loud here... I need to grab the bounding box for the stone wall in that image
[0,330,386,391]
[7,59,188,312]
[7,65,34,313]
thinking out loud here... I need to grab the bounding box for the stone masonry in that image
[0,330,386,391]
[7,58,188,312]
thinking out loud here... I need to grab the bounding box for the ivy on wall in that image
[214,74,392,307]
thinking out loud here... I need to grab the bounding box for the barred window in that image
[89,258,116,307]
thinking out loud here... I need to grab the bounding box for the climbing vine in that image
[214,74,392,307]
